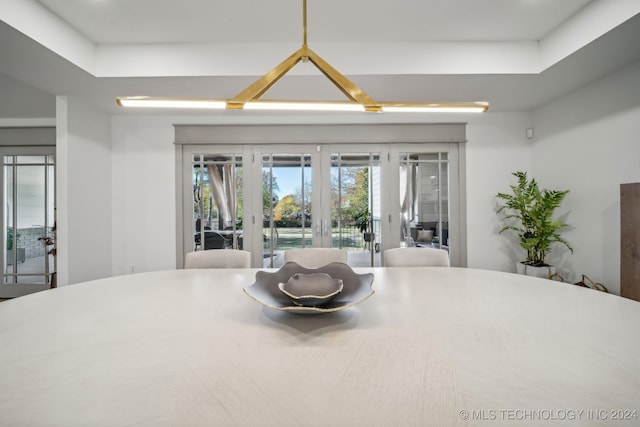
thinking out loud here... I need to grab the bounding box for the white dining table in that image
[1,267,639,426]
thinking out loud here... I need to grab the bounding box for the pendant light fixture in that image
[117,0,488,113]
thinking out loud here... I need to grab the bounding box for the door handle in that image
[316,220,322,237]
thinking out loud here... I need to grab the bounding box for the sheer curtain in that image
[207,164,238,230]
[399,163,417,245]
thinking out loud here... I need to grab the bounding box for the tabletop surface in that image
[1,267,639,426]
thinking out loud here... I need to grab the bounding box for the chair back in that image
[383,247,450,267]
[184,250,251,269]
[283,248,347,268]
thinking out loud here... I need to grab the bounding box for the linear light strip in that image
[382,106,488,113]
[244,101,365,112]
[116,97,226,109]
[116,97,488,113]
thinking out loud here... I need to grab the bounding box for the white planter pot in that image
[516,262,556,279]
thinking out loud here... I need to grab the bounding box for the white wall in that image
[111,116,177,276]
[15,166,47,229]
[530,60,640,294]
[465,113,533,271]
[56,96,112,285]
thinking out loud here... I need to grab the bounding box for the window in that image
[1,152,56,297]
[191,153,243,251]
[400,152,449,250]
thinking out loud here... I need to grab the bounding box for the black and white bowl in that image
[244,262,375,314]
[278,273,344,307]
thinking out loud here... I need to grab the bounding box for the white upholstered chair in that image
[283,248,348,268]
[383,247,450,267]
[184,250,251,269]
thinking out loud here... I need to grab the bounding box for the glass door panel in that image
[400,152,449,251]
[259,149,381,268]
[1,154,55,298]
[330,153,381,267]
[192,154,243,251]
[261,154,312,268]
[181,141,463,268]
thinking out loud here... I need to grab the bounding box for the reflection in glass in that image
[192,154,243,251]
[331,153,381,267]
[3,155,55,285]
[400,153,449,251]
[261,154,312,268]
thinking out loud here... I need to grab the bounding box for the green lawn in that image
[264,226,365,250]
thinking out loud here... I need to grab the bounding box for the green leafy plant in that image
[496,171,572,266]
[354,207,370,234]
[354,207,375,244]
[6,227,19,250]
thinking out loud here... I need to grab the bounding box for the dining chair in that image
[383,247,450,267]
[283,248,348,268]
[184,249,251,269]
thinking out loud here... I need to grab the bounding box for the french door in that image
[257,145,381,268]
[0,147,56,298]
[178,127,466,269]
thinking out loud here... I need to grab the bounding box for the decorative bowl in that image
[244,262,375,314]
[278,273,344,307]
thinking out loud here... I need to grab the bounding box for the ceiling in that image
[1,0,639,118]
[34,0,592,44]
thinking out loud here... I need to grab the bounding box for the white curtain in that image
[400,164,408,214]
[207,165,231,228]
[399,163,417,219]
[399,162,417,243]
[223,164,237,229]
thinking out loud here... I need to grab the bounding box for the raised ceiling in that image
[36,0,591,44]
[1,0,639,118]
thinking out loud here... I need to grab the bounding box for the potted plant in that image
[496,171,573,278]
[354,207,374,243]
